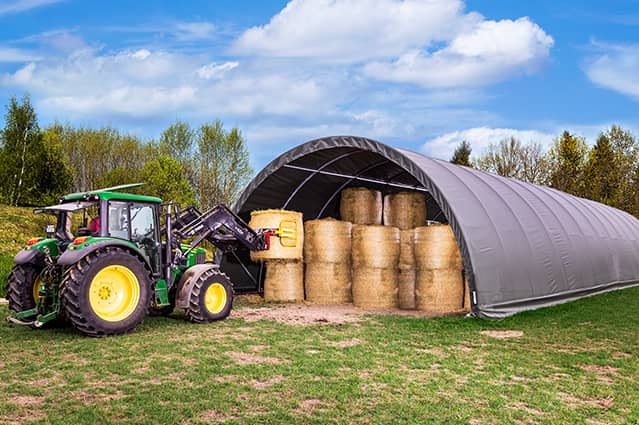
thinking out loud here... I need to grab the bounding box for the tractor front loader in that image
[5,184,293,337]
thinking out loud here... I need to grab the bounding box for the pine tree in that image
[548,131,588,196]
[450,141,472,167]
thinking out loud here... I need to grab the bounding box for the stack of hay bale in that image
[304,219,353,304]
[382,191,427,310]
[351,225,400,309]
[249,209,304,302]
[414,224,465,313]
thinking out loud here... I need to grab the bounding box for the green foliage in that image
[450,140,472,166]
[0,255,12,298]
[139,156,196,206]
[0,95,72,206]
[548,131,588,196]
[584,134,618,206]
[197,120,253,209]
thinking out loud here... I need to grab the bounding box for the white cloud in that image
[0,0,62,15]
[585,42,639,99]
[233,0,478,61]
[173,21,216,41]
[0,46,40,62]
[1,48,336,119]
[196,61,239,79]
[422,127,556,160]
[365,18,553,87]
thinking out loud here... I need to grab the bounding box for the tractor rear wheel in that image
[61,248,151,337]
[6,264,42,313]
[185,269,233,323]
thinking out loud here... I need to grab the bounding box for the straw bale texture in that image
[399,229,415,267]
[352,225,400,269]
[398,265,416,309]
[352,267,399,310]
[340,187,382,225]
[304,262,352,304]
[304,219,352,263]
[249,209,303,261]
[383,192,427,230]
[415,268,465,313]
[263,260,304,302]
[414,224,462,270]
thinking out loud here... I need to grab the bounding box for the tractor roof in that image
[61,183,162,204]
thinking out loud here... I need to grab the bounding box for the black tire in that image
[6,264,42,313]
[185,269,233,323]
[61,247,151,337]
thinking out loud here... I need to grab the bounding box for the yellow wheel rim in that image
[204,283,227,314]
[89,265,140,322]
[32,275,42,303]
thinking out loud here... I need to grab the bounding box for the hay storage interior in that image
[222,136,639,319]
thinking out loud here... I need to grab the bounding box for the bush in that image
[0,255,13,298]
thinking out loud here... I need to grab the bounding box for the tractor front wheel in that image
[61,248,151,337]
[185,269,233,323]
[6,264,42,313]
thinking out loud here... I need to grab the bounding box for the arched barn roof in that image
[222,135,639,318]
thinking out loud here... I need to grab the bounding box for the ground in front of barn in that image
[0,288,638,424]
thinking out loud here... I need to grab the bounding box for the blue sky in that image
[0,0,638,168]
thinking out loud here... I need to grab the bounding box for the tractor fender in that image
[57,240,152,272]
[13,248,44,265]
[175,264,219,309]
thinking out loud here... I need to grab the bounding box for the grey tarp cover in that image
[222,136,639,318]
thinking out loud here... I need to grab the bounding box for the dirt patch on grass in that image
[480,330,524,339]
[232,302,467,326]
[298,398,324,414]
[327,338,362,348]
[198,409,237,422]
[580,364,619,374]
[228,351,283,365]
[11,395,44,406]
[612,351,632,359]
[510,402,545,415]
[559,392,614,409]
[250,375,284,389]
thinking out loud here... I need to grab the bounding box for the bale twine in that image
[383,192,427,230]
[398,265,416,309]
[263,260,304,302]
[249,209,304,262]
[304,219,352,263]
[352,267,399,310]
[415,268,464,313]
[352,225,400,269]
[414,224,462,270]
[305,262,352,304]
[340,187,382,225]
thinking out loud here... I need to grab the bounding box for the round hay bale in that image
[398,265,416,309]
[340,187,382,225]
[249,209,303,261]
[352,225,400,269]
[304,219,352,263]
[383,192,427,230]
[263,260,304,302]
[463,274,471,312]
[352,267,399,310]
[414,224,462,270]
[415,267,464,313]
[399,229,415,267]
[305,262,352,304]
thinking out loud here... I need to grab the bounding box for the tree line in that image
[450,126,639,217]
[0,95,252,209]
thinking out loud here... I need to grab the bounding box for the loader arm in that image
[172,204,270,254]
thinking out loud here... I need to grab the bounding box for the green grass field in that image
[1,287,638,424]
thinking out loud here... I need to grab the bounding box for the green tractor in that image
[5,184,286,337]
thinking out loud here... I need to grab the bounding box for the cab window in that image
[130,204,156,243]
[108,201,129,239]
